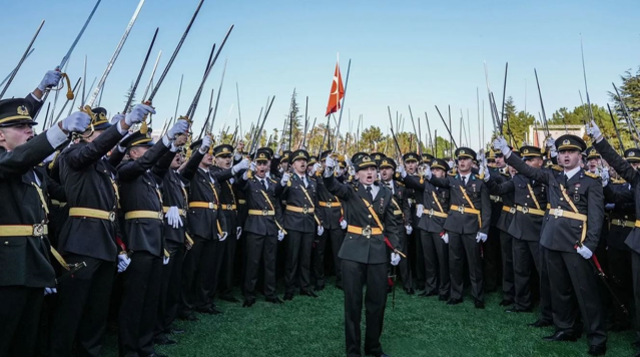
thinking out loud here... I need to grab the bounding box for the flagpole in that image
[334,58,351,150]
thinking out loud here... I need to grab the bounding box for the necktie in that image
[260,179,267,190]
[563,174,569,187]
[462,176,467,186]
[366,186,373,201]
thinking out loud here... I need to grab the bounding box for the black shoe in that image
[587,345,606,356]
[404,287,416,295]
[284,293,294,301]
[474,301,485,309]
[197,306,223,315]
[220,295,240,303]
[177,312,198,322]
[608,322,632,332]
[419,290,437,297]
[438,295,449,301]
[301,290,319,298]
[447,298,463,305]
[315,285,325,291]
[266,297,284,304]
[499,299,514,306]
[505,308,532,313]
[164,324,185,335]
[154,336,177,346]
[542,331,578,342]
[528,320,552,328]
[335,284,343,290]
[242,299,256,307]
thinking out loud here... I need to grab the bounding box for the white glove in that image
[416,204,424,218]
[311,163,322,176]
[236,226,242,239]
[405,225,413,235]
[167,119,189,140]
[545,136,555,150]
[325,156,337,169]
[117,253,131,273]
[492,136,511,157]
[199,136,213,154]
[424,165,432,180]
[390,252,401,266]
[165,206,183,229]
[483,165,491,182]
[441,232,449,244]
[43,152,57,164]
[232,158,250,174]
[477,149,486,163]
[576,245,593,259]
[38,70,62,92]
[348,166,356,178]
[278,230,285,241]
[476,232,488,243]
[587,120,602,141]
[44,287,57,296]
[249,161,257,172]
[317,225,325,236]
[163,256,170,265]
[397,164,407,178]
[340,219,347,230]
[125,104,155,126]
[280,172,290,187]
[600,169,609,187]
[111,113,125,125]
[218,232,228,241]
[61,111,92,133]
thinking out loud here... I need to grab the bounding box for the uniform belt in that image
[189,201,218,210]
[220,204,237,211]
[238,199,247,205]
[51,199,67,207]
[424,208,448,219]
[0,224,48,237]
[516,205,545,216]
[490,195,503,203]
[393,210,402,216]
[548,208,587,222]
[286,205,315,214]
[69,207,117,222]
[610,218,635,228]
[124,210,163,220]
[162,206,187,217]
[319,201,341,208]
[248,209,275,216]
[502,206,516,214]
[636,220,640,228]
[450,204,480,215]
[347,225,383,238]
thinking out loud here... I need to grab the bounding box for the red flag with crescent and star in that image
[325,61,344,117]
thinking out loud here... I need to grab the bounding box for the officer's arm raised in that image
[594,138,638,185]
[505,154,549,185]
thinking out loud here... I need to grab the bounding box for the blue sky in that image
[1,0,638,149]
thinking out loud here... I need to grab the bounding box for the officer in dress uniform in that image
[425,147,492,308]
[50,104,152,356]
[276,149,324,300]
[485,148,508,297]
[322,154,400,357]
[403,158,451,301]
[238,148,286,306]
[496,133,607,356]
[116,119,188,357]
[402,152,422,292]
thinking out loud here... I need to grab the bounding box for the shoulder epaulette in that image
[611,178,626,185]
[584,171,600,180]
[550,165,563,172]
[396,181,405,187]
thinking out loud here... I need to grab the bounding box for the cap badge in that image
[17,105,29,116]
[563,139,570,145]
[630,151,636,157]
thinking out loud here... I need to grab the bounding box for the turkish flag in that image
[325,61,344,116]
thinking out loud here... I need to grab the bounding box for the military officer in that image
[402,152,424,292]
[485,148,508,297]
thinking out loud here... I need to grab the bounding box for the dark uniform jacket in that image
[429,173,492,235]
[180,151,227,240]
[117,140,172,257]
[488,167,506,226]
[316,176,344,230]
[153,152,188,253]
[56,124,124,261]
[211,166,239,233]
[603,181,635,251]
[382,179,411,228]
[404,175,450,234]
[275,173,322,233]
[506,154,604,253]
[238,173,283,236]
[0,133,61,287]
[323,176,400,264]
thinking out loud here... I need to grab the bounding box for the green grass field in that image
[102,280,637,357]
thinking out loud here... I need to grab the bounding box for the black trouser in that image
[155,245,185,341]
[180,236,216,314]
[0,286,44,357]
[546,248,607,347]
[449,232,484,302]
[314,227,345,289]
[499,230,515,302]
[244,232,278,300]
[204,238,226,304]
[342,260,388,357]
[396,230,413,290]
[118,251,163,357]
[512,238,543,311]
[631,251,640,342]
[285,230,314,294]
[421,230,450,297]
[219,224,239,298]
[607,246,632,327]
[483,226,502,292]
[411,228,425,290]
[50,255,115,357]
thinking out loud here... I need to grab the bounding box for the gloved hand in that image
[405,225,413,235]
[600,168,609,187]
[424,165,432,180]
[416,204,424,218]
[340,219,347,230]
[280,172,290,187]
[483,165,491,182]
[117,131,132,153]
[311,163,322,176]
[236,226,242,239]
[199,135,213,154]
[476,232,488,243]
[38,70,62,92]
[125,104,155,126]
[587,120,602,141]
[441,232,449,244]
[232,158,250,174]
[317,225,325,236]
[167,119,189,139]
[397,164,407,178]
[477,149,486,163]
[163,256,170,265]
[165,206,183,229]
[218,232,228,241]
[117,253,131,273]
[249,161,257,172]
[61,111,92,133]
[111,113,125,125]
[545,136,555,150]
[576,245,593,259]
[492,136,511,157]
[44,287,57,296]
[390,252,401,266]
[278,230,285,241]
[348,166,356,178]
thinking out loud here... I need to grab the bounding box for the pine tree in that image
[123,81,136,113]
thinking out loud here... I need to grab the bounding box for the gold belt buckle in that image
[428,208,434,217]
[262,209,269,216]
[109,212,116,222]
[208,202,214,209]
[180,209,187,217]
[509,207,516,214]
[457,206,465,214]
[226,204,232,210]
[33,224,45,237]
[158,212,164,220]
[554,208,564,219]
[362,225,372,238]
[620,219,627,227]
[303,206,309,214]
[326,202,332,208]
[521,206,529,214]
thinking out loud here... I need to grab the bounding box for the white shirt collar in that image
[564,166,581,181]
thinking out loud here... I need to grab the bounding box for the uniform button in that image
[368,215,372,219]
[4,241,7,245]
[560,198,564,201]
[526,195,530,198]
